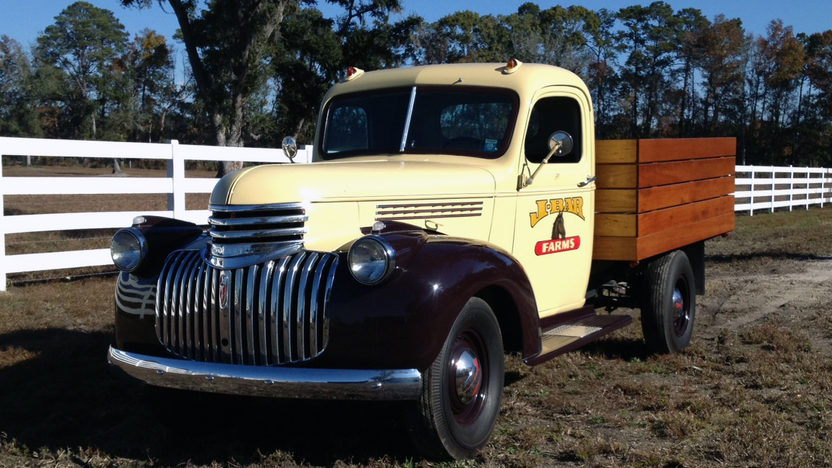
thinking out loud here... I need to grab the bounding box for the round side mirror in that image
[547,131,574,157]
[282,136,298,162]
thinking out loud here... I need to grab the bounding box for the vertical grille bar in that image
[282,253,306,363]
[245,265,258,364]
[257,260,274,365]
[271,257,290,363]
[296,253,319,361]
[159,251,183,352]
[309,255,334,357]
[211,270,227,362]
[193,260,206,361]
[233,269,244,364]
[156,249,337,366]
[218,269,232,363]
[321,255,339,348]
[170,253,190,354]
[182,252,200,359]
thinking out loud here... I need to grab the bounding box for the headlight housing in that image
[111,228,148,272]
[348,236,395,285]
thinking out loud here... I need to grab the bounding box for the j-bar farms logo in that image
[529,197,584,256]
[535,236,581,255]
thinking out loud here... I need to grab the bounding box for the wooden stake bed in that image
[593,137,736,262]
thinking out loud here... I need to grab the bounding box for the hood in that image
[210,159,497,205]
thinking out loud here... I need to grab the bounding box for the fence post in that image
[167,140,186,220]
[749,168,755,216]
[0,157,6,292]
[770,168,775,213]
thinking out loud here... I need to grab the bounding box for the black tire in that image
[641,250,696,354]
[408,297,504,460]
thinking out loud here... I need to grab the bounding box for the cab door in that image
[512,87,595,317]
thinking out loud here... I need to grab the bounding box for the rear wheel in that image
[641,250,696,353]
[408,297,504,460]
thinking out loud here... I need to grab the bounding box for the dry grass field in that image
[1,172,831,466]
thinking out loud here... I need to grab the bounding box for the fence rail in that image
[734,165,832,215]
[1,136,831,291]
[0,136,311,291]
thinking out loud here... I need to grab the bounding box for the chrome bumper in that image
[108,346,423,400]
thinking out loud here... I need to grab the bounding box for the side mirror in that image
[282,136,298,163]
[548,131,574,157]
[521,130,575,189]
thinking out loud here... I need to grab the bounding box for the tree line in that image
[1,0,830,169]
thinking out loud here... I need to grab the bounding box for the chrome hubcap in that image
[453,349,482,405]
[672,285,689,336]
[447,331,488,424]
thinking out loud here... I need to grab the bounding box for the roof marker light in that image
[346,66,365,81]
[504,58,522,74]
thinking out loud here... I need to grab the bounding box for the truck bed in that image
[593,137,736,262]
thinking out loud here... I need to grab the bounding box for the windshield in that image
[320,86,518,160]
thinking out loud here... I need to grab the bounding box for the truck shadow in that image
[580,337,652,361]
[0,328,417,465]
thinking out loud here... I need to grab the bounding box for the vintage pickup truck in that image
[107,60,735,459]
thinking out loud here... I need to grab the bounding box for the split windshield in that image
[320,86,518,160]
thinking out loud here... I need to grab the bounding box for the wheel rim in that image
[672,279,690,337]
[447,331,488,425]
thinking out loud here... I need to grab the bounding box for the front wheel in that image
[408,297,504,460]
[641,250,696,354]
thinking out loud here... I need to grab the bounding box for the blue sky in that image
[2,0,830,53]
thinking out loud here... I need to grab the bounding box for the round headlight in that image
[111,228,147,272]
[348,236,395,285]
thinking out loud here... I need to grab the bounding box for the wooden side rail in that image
[593,137,736,262]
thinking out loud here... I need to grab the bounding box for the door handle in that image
[577,176,597,188]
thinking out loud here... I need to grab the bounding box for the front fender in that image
[318,231,540,370]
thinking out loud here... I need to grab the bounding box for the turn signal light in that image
[504,58,522,74]
[346,66,365,81]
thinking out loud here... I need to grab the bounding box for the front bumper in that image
[108,346,423,400]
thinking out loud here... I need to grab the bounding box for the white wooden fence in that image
[0,136,311,291]
[734,165,832,215]
[1,136,831,291]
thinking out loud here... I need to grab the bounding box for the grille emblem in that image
[219,272,230,309]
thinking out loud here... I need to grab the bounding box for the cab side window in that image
[524,97,582,164]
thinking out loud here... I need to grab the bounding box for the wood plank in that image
[638,137,736,163]
[596,189,637,213]
[637,196,734,237]
[639,156,735,188]
[592,236,637,261]
[596,164,638,188]
[596,139,637,164]
[638,176,735,212]
[595,214,637,237]
[637,212,734,260]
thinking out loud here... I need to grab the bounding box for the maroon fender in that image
[315,229,541,370]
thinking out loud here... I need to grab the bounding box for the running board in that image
[524,307,632,366]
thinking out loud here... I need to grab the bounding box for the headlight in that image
[348,236,395,285]
[111,228,148,272]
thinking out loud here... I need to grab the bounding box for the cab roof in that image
[324,62,589,100]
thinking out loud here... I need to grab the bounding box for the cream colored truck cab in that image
[108,61,734,460]
[213,62,596,315]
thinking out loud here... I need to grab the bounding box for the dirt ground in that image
[0,207,831,467]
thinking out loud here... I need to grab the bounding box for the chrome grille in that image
[208,203,307,268]
[156,249,339,365]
